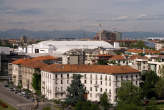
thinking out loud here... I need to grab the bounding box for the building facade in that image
[41,64,140,104]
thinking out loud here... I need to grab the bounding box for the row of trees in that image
[116,70,164,110]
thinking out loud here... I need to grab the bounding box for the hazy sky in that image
[0,0,164,32]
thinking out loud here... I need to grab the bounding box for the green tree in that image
[75,101,99,110]
[159,65,164,77]
[42,106,51,110]
[32,73,41,94]
[66,74,86,105]
[117,81,142,105]
[18,80,22,89]
[116,103,144,110]
[140,71,159,99]
[145,98,159,110]
[97,60,108,65]
[130,40,149,49]
[155,78,164,98]
[100,92,111,110]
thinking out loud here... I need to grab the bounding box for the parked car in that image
[4,84,8,87]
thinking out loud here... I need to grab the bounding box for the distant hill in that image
[122,32,164,40]
[0,29,164,40]
[0,29,96,40]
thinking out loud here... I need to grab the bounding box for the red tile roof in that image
[97,54,113,57]
[11,56,57,69]
[127,49,160,54]
[41,64,139,74]
[160,48,164,51]
[109,55,126,60]
[32,56,58,61]
[129,55,148,60]
[12,58,31,65]
[21,61,48,69]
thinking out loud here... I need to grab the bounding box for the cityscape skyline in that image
[0,0,164,32]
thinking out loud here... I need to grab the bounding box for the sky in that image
[0,0,164,32]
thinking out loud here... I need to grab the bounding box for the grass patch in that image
[0,99,17,110]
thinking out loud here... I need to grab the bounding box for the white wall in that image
[41,71,140,104]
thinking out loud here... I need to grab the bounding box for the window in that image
[95,80,97,84]
[61,80,63,84]
[90,80,92,84]
[61,74,63,78]
[109,90,111,94]
[67,80,69,84]
[55,74,57,79]
[84,80,87,84]
[100,81,102,85]
[131,75,133,80]
[136,75,138,79]
[109,81,111,86]
[67,74,69,79]
[96,75,98,80]
[100,88,102,92]
[90,74,92,79]
[121,76,123,80]
[95,87,97,92]
[116,76,118,81]
[105,75,107,80]
[90,93,92,97]
[90,87,92,91]
[84,74,86,79]
[136,81,138,85]
[126,75,128,80]
[105,89,107,92]
[109,76,111,81]
[100,75,102,80]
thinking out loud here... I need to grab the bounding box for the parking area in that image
[0,82,31,109]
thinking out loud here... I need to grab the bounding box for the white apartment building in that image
[155,43,164,50]
[128,55,149,72]
[11,63,21,86]
[41,64,140,104]
[148,61,164,76]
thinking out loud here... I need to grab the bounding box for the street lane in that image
[0,82,31,109]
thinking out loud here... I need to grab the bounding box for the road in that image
[0,82,31,109]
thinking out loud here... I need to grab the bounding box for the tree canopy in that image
[75,101,99,110]
[117,81,142,105]
[66,74,86,105]
[140,71,159,99]
[100,92,111,110]
[32,73,41,94]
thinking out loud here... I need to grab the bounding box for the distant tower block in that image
[94,30,122,41]
[20,35,27,43]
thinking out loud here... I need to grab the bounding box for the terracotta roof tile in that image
[22,61,48,69]
[41,64,139,74]
[97,54,113,57]
[32,56,58,61]
[109,55,126,60]
[12,56,57,69]
[12,58,31,65]
[129,55,148,60]
[127,49,160,54]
